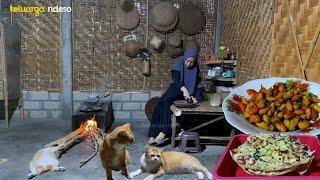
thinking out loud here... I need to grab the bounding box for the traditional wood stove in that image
[72,93,114,132]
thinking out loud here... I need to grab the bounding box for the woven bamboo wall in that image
[221,0,274,85]
[15,0,61,91]
[272,0,320,82]
[73,0,216,92]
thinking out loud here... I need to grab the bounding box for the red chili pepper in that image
[249,107,259,115]
[247,89,257,96]
[239,103,247,112]
[301,83,309,91]
[232,95,242,103]
[293,82,301,88]
[301,103,308,110]
[230,102,241,112]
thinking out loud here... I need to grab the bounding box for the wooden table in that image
[170,101,234,148]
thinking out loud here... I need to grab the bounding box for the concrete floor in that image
[0,118,226,180]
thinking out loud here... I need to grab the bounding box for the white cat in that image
[28,146,65,179]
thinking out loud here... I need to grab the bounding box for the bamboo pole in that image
[271,0,276,76]
[303,21,320,71]
[142,0,149,90]
[285,0,306,80]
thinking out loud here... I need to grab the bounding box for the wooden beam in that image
[61,0,73,126]
[214,0,222,55]
[0,25,9,128]
[44,125,85,147]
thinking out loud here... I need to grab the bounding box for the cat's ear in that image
[145,144,150,150]
[123,123,131,127]
[159,147,165,152]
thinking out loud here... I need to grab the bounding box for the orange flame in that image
[84,115,97,132]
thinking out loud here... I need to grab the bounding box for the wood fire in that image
[84,115,98,132]
[44,115,104,167]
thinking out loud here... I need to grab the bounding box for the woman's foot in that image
[148,137,155,144]
[153,132,166,143]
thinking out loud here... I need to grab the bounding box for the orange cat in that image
[100,123,134,180]
[130,146,213,180]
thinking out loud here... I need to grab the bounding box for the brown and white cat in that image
[130,146,213,180]
[28,145,65,179]
[100,123,134,180]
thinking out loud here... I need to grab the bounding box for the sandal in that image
[153,138,169,146]
[153,132,166,143]
[147,137,155,145]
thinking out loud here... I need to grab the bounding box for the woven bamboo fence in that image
[272,0,320,82]
[3,0,320,92]
[221,0,273,85]
[73,0,216,92]
[222,0,320,84]
[1,0,215,92]
[11,0,61,91]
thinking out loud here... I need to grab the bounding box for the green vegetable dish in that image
[230,134,314,176]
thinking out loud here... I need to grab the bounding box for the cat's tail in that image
[195,165,213,180]
[27,172,36,179]
[28,165,52,179]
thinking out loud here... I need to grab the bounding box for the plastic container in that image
[210,93,221,106]
[216,86,233,100]
[213,134,320,180]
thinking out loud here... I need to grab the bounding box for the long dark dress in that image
[148,70,184,137]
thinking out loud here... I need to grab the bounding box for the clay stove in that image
[72,93,114,132]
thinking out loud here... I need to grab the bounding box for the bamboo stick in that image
[79,139,98,168]
[187,116,225,132]
[175,136,230,141]
[285,0,306,80]
[271,0,276,76]
[303,21,320,71]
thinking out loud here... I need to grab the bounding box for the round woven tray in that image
[173,100,198,108]
[145,96,161,121]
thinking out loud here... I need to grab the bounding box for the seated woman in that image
[148,47,200,145]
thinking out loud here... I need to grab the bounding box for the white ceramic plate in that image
[222,77,320,136]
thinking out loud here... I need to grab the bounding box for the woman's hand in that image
[180,86,190,99]
[180,86,197,103]
[191,96,198,104]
